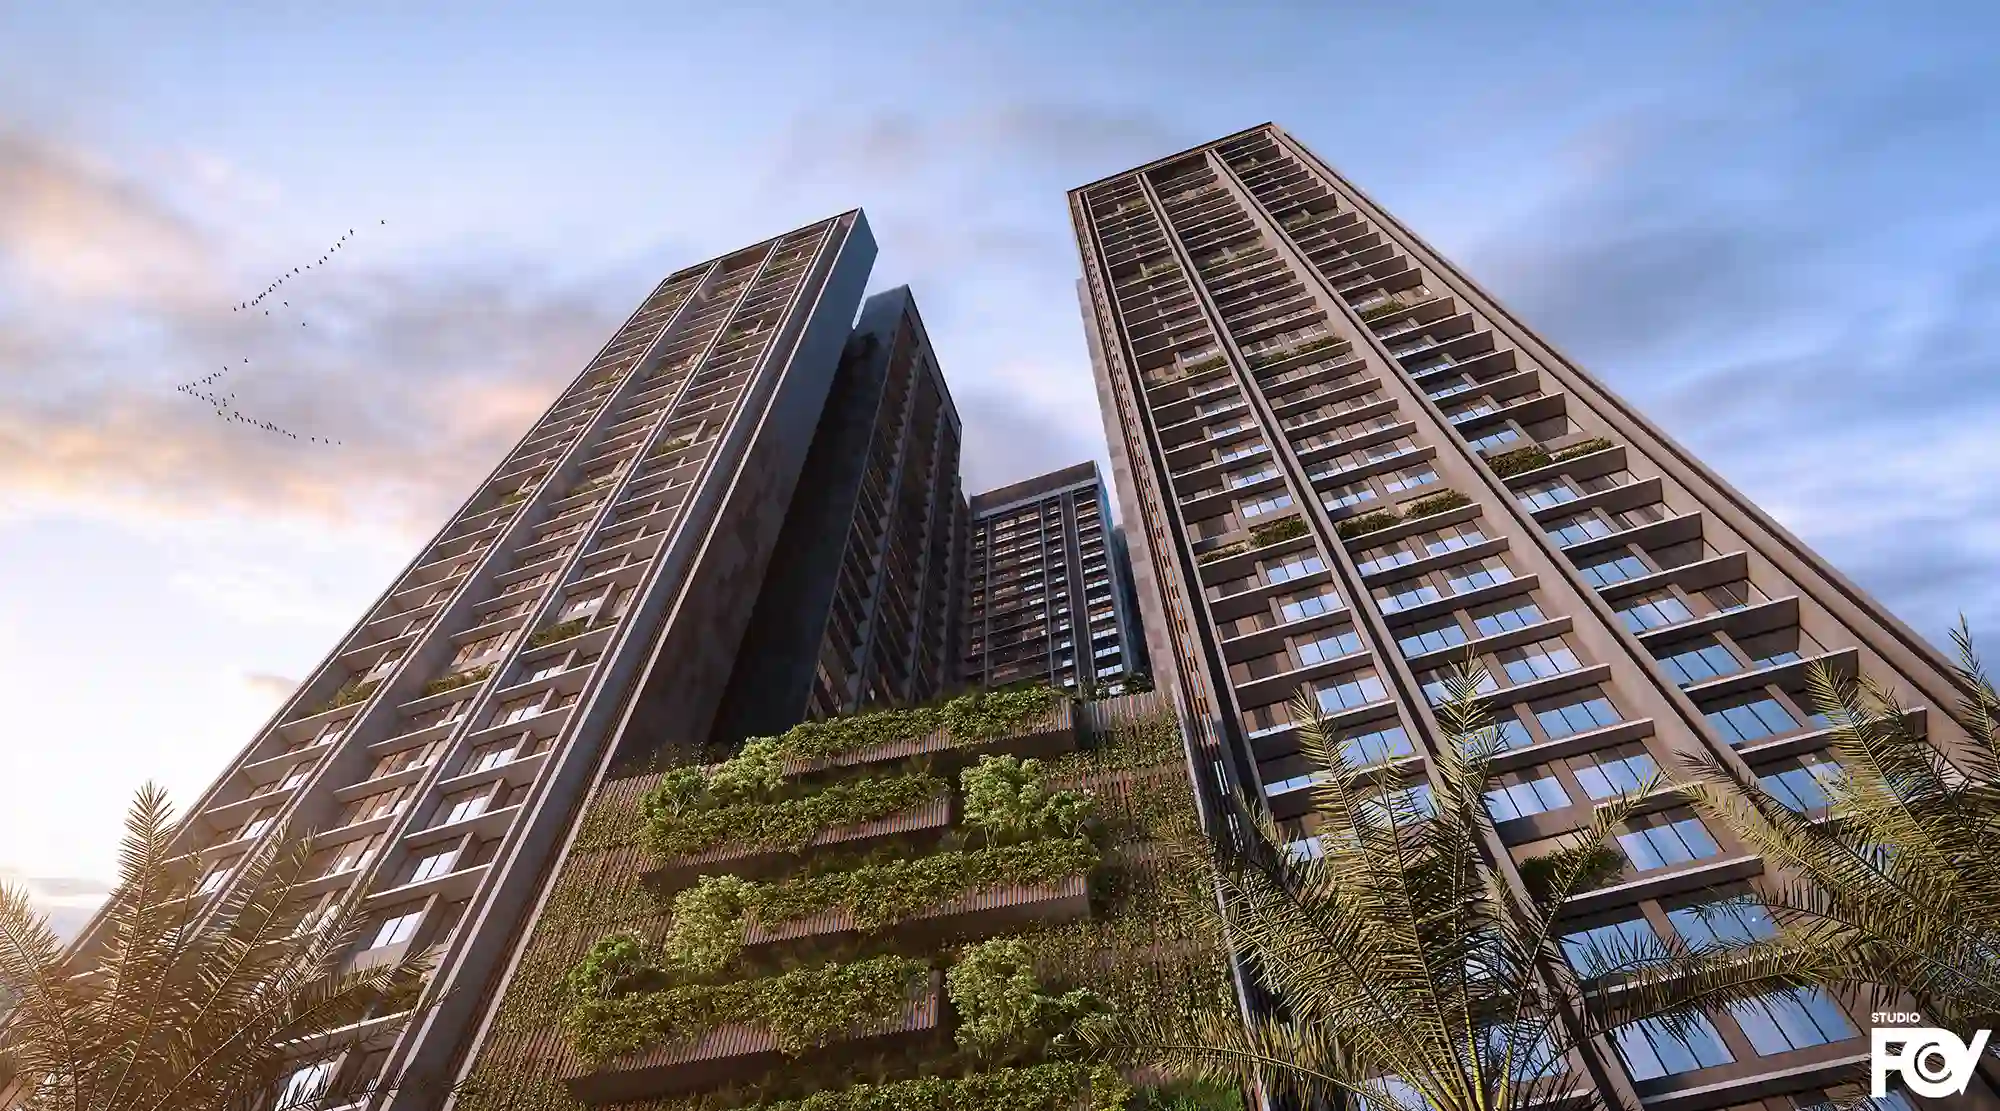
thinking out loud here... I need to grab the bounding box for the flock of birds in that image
[174,219,390,444]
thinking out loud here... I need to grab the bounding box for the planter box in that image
[783,702,1078,779]
[643,794,954,889]
[562,973,943,1104]
[744,875,1091,951]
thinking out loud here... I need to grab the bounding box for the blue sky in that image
[2,0,1996,925]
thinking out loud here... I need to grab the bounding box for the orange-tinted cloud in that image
[0,128,630,538]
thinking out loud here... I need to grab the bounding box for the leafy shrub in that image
[565,931,653,1001]
[756,838,1099,932]
[707,738,784,800]
[1484,445,1552,478]
[642,772,947,858]
[422,664,492,698]
[1196,542,1248,565]
[946,938,1105,1052]
[767,685,1064,766]
[1247,517,1308,546]
[1334,509,1401,540]
[1550,436,1613,462]
[661,875,752,976]
[961,757,1094,841]
[527,617,588,648]
[321,678,380,712]
[1516,842,1624,905]
[1401,489,1471,518]
[564,954,927,1061]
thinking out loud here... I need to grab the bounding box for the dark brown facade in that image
[1070,123,1991,1111]
[963,461,1145,695]
[708,285,969,746]
[57,212,880,1110]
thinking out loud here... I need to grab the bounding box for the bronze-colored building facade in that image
[1069,123,1990,1111]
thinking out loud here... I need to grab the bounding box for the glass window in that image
[1423,523,1488,557]
[1375,578,1442,614]
[1655,638,1743,687]
[441,789,491,826]
[1339,724,1416,768]
[1704,695,1802,745]
[1475,712,1534,753]
[276,1061,336,1110]
[1239,492,1295,518]
[239,808,278,841]
[1382,465,1439,494]
[1398,618,1468,658]
[1740,629,1811,668]
[1617,814,1722,871]
[368,909,423,950]
[1727,989,1855,1055]
[1497,637,1582,684]
[1616,591,1694,633]
[1546,513,1614,547]
[1418,666,1497,706]
[197,861,233,895]
[1444,557,1512,595]
[1426,374,1478,400]
[1355,541,1418,576]
[1266,554,1327,585]
[1296,628,1363,665]
[1317,671,1389,713]
[466,739,521,773]
[408,848,460,884]
[1469,426,1523,454]
[1534,693,1622,739]
[1612,1013,1734,1079]
[1216,439,1266,463]
[1703,580,1759,613]
[1485,773,1571,821]
[1570,746,1658,799]
[1578,553,1651,588]
[1667,895,1777,949]
[1472,600,1544,637]
[1560,916,1656,978]
[1760,754,1844,812]
[1362,783,1436,826]
[1517,480,1580,511]
[1279,587,1343,622]
[1322,482,1377,511]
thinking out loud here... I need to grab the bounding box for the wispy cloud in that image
[0,866,112,941]
[0,126,635,537]
[1457,65,2000,642]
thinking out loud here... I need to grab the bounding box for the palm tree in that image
[0,784,433,1111]
[1077,669,1811,1111]
[1660,622,2000,1036]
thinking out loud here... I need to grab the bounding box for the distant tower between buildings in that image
[1069,123,1995,1108]
[709,285,969,747]
[962,461,1146,696]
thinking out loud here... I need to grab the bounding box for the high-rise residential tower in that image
[709,285,969,745]
[962,461,1145,695]
[1071,124,1994,1109]
[56,213,878,1109]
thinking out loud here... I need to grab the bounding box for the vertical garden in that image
[458,687,1239,1111]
